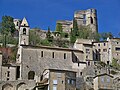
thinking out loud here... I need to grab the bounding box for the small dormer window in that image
[23,28,26,35]
[24,24,26,26]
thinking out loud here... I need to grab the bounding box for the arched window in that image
[28,71,35,80]
[17,22,19,26]
[23,28,26,35]
[2,83,13,90]
[90,17,93,24]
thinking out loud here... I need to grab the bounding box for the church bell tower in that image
[19,17,29,45]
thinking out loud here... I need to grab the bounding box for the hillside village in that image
[0,8,120,90]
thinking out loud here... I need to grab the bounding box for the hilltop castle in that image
[57,8,98,34]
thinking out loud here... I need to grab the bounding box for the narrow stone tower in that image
[19,17,30,45]
[74,8,98,33]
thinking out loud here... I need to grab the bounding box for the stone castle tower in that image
[19,17,29,45]
[56,8,98,34]
[74,8,98,33]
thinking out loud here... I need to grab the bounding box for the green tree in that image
[0,16,15,35]
[111,58,120,70]
[40,39,51,46]
[55,23,63,32]
[100,32,113,41]
[73,18,78,36]
[0,16,16,47]
[46,27,53,42]
[29,30,41,45]
[70,28,76,43]
[77,26,91,39]
[89,32,100,41]
[70,18,79,43]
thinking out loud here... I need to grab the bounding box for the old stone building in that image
[93,41,110,64]
[74,8,98,33]
[93,38,120,64]
[93,73,113,90]
[0,16,119,90]
[0,17,85,90]
[56,20,73,33]
[37,69,76,90]
[56,8,98,34]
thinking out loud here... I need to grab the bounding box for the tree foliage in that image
[0,16,15,35]
[111,58,120,70]
[100,32,113,40]
[73,18,78,31]
[29,30,41,45]
[46,27,53,42]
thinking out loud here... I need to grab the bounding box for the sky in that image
[0,0,120,37]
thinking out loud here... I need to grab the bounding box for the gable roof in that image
[94,73,113,78]
[21,17,29,26]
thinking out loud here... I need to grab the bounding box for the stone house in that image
[93,73,113,90]
[56,20,73,34]
[37,69,76,90]
[93,41,110,64]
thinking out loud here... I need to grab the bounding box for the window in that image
[53,80,57,84]
[88,61,90,66]
[7,71,10,77]
[28,71,35,80]
[7,78,9,81]
[17,22,19,26]
[86,55,88,59]
[53,85,57,90]
[86,49,90,54]
[83,14,86,19]
[16,66,20,79]
[23,28,26,35]
[115,47,120,51]
[98,49,101,52]
[101,77,104,82]
[107,61,109,65]
[68,79,70,84]
[83,20,86,24]
[41,51,43,57]
[103,49,107,52]
[107,77,110,82]
[98,44,100,46]
[78,63,79,67]
[90,17,93,24]
[52,52,54,58]
[104,43,106,46]
[71,80,75,85]
[117,42,119,44]
[80,72,83,76]
[64,53,66,59]
[16,54,20,59]
[95,70,97,75]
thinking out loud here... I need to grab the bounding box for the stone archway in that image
[17,82,27,90]
[23,28,26,35]
[2,83,13,90]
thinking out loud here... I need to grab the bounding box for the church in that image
[0,18,85,90]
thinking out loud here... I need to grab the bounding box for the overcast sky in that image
[0,0,120,36]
